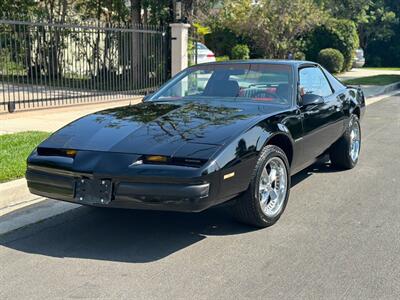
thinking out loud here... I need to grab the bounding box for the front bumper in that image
[26,164,216,212]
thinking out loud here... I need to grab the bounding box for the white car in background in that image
[353,48,366,68]
[196,42,216,64]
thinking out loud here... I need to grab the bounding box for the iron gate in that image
[0,19,170,113]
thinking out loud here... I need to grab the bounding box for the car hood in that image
[39,100,283,157]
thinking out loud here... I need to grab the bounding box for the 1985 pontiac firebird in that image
[26,60,365,227]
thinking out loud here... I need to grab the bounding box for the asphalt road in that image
[1,95,399,299]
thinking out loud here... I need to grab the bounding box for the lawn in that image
[343,75,400,86]
[0,131,50,183]
[363,67,400,71]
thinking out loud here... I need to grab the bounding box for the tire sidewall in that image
[251,146,291,225]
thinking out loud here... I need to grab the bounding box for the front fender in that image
[211,120,295,201]
[256,122,295,152]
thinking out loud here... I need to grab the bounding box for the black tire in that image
[330,114,361,170]
[232,145,291,228]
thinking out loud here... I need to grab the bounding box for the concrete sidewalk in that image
[0,97,141,135]
[338,68,400,81]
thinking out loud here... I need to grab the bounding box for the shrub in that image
[318,48,344,73]
[204,28,239,57]
[304,18,359,71]
[216,56,230,62]
[294,51,306,61]
[231,44,250,60]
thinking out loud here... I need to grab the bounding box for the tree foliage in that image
[357,0,398,49]
[1,0,399,67]
[231,44,250,60]
[304,18,359,71]
[218,0,324,58]
[316,0,399,66]
[205,28,244,57]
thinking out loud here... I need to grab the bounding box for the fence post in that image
[169,23,190,77]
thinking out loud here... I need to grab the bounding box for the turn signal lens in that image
[145,155,168,163]
[65,149,77,157]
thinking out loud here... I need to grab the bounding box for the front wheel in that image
[330,115,361,170]
[232,145,290,228]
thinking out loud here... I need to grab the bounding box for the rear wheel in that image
[330,115,361,169]
[232,145,290,228]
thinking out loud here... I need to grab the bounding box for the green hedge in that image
[318,48,344,73]
[216,56,230,62]
[304,18,359,72]
[231,44,250,60]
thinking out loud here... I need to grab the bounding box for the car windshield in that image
[150,63,294,105]
[196,43,208,50]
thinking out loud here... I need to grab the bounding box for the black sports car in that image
[26,60,365,227]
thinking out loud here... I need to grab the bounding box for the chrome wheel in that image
[349,121,361,162]
[258,157,288,218]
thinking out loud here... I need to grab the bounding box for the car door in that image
[298,66,345,164]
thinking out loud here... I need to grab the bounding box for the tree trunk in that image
[130,0,142,88]
[131,0,141,25]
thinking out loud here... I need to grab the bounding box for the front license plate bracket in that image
[75,178,112,205]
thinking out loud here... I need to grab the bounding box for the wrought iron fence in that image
[0,19,170,113]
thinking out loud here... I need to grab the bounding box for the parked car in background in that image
[353,48,365,68]
[26,60,365,228]
[196,42,216,64]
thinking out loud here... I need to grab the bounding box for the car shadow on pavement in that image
[291,158,343,187]
[0,160,343,264]
[0,204,255,263]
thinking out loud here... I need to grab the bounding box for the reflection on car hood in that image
[39,100,284,156]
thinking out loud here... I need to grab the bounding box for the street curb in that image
[0,178,38,211]
[376,81,400,96]
[362,81,400,98]
[0,178,80,235]
[366,88,400,106]
[0,199,79,235]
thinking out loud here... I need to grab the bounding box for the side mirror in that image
[301,93,324,106]
[142,93,153,102]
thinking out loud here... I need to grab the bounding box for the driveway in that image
[0,94,399,299]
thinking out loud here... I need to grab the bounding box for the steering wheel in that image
[251,90,286,104]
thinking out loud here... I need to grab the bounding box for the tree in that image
[219,0,324,58]
[364,0,400,66]
[304,18,359,71]
[317,0,370,22]
[0,0,36,20]
[357,0,398,49]
[130,0,142,24]
[181,0,219,23]
[315,0,398,49]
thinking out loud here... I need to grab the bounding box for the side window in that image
[299,67,333,97]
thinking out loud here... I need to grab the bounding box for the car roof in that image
[197,59,317,68]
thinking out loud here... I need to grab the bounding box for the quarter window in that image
[299,67,333,97]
